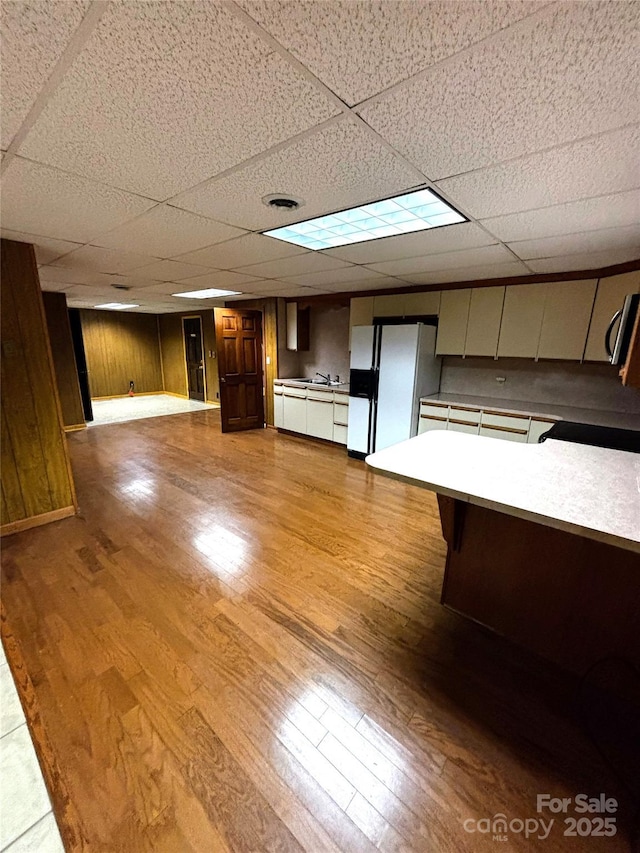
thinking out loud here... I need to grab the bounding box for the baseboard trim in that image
[276,428,347,449]
[1,505,76,537]
[64,423,87,433]
[91,391,165,401]
[163,391,189,399]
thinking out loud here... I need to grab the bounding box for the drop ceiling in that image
[1,0,638,314]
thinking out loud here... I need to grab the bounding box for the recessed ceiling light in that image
[263,188,466,250]
[172,288,241,299]
[94,302,140,310]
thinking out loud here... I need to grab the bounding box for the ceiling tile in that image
[436,126,640,219]
[19,2,339,199]
[234,252,350,279]
[323,221,494,264]
[175,233,309,268]
[37,266,132,287]
[359,2,639,179]
[1,0,90,149]
[171,271,264,290]
[526,247,640,274]
[283,266,386,288]
[365,243,515,277]
[131,259,213,282]
[51,245,159,274]
[0,229,82,264]
[0,158,155,243]
[507,224,640,261]
[238,1,539,105]
[480,190,640,243]
[406,261,532,286]
[93,205,246,257]
[173,117,421,229]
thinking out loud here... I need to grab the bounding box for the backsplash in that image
[282,305,350,383]
[441,357,640,414]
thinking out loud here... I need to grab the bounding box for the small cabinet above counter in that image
[274,381,349,445]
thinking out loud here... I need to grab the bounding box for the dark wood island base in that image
[437,495,640,676]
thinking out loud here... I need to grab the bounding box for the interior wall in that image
[42,292,85,429]
[294,304,350,383]
[158,310,219,403]
[80,309,163,398]
[1,239,76,534]
[441,357,640,413]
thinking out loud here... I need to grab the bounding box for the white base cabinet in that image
[274,383,349,446]
[418,400,558,443]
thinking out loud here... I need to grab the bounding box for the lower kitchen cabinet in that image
[274,389,284,428]
[333,423,348,444]
[448,419,479,436]
[418,399,558,443]
[283,393,307,433]
[418,414,448,434]
[307,396,335,440]
[528,417,556,443]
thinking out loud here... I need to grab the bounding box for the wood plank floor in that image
[1,410,636,851]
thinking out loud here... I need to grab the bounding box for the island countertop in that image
[366,431,640,554]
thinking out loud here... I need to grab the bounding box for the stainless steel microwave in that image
[606,293,639,366]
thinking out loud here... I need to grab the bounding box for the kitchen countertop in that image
[366,431,640,554]
[275,379,350,393]
[421,392,640,431]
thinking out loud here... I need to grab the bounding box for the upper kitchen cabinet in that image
[464,286,505,357]
[373,291,440,318]
[537,280,597,360]
[435,289,471,356]
[584,271,640,362]
[497,283,547,358]
[286,302,310,351]
[349,296,374,349]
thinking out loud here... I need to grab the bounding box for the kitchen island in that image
[367,432,640,674]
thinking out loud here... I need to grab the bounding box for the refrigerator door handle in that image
[605,309,622,360]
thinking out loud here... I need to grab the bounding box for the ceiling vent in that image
[262,193,303,211]
[111,283,131,290]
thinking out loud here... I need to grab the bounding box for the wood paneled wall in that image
[80,309,163,398]
[1,239,76,535]
[158,310,219,403]
[42,292,85,430]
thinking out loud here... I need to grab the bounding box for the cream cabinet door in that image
[584,271,640,362]
[373,294,405,317]
[537,280,597,360]
[283,393,306,433]
[436,289,471,355]
[273,389,284,428]
[306,396,334,440]
[402,291,441,316]
[464,286,505,357]
[497,284,547,358]
[349,297,374,349]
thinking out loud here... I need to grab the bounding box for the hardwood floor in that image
[1,410,636,851]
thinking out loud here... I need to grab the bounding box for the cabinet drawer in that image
[449,406,481,424]
[528,418,557,444]
[420,402,449,418]
[418,415,448,435]
[333,401,349,426]
[282,385,307,398]
[479,424,528,442]
[274,384,283,396]
[481,411,530,431]
[307,389,334,403]
[333,423,348,445]
[448,419,479,435]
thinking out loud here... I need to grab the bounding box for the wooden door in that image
[183,316,205,401]
[214,307,264,432]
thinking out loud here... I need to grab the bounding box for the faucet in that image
[315,372,331,384]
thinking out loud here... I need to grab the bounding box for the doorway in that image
[183,316,206,402]
[213,307,264,433]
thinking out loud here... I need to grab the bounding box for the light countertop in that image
[421,392,640,431]
[366,431,640,554]
[275,379,350,393]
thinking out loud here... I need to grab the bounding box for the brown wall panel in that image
[0,239,76,532]
[42,292,85,428]
[158,310,219,403]
[80,309,163,398]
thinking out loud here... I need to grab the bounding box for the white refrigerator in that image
[347,323,441,458]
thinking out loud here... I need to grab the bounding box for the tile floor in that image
[89,393,217,427]
[0,643,64,852]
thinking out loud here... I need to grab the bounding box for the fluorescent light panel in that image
[94,302,140,310]
[172,288,241,299]
[263,188,466,250]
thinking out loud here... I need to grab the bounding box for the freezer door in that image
[350,326,375,370]
[347,396,371,454]
[375,325,420,452]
